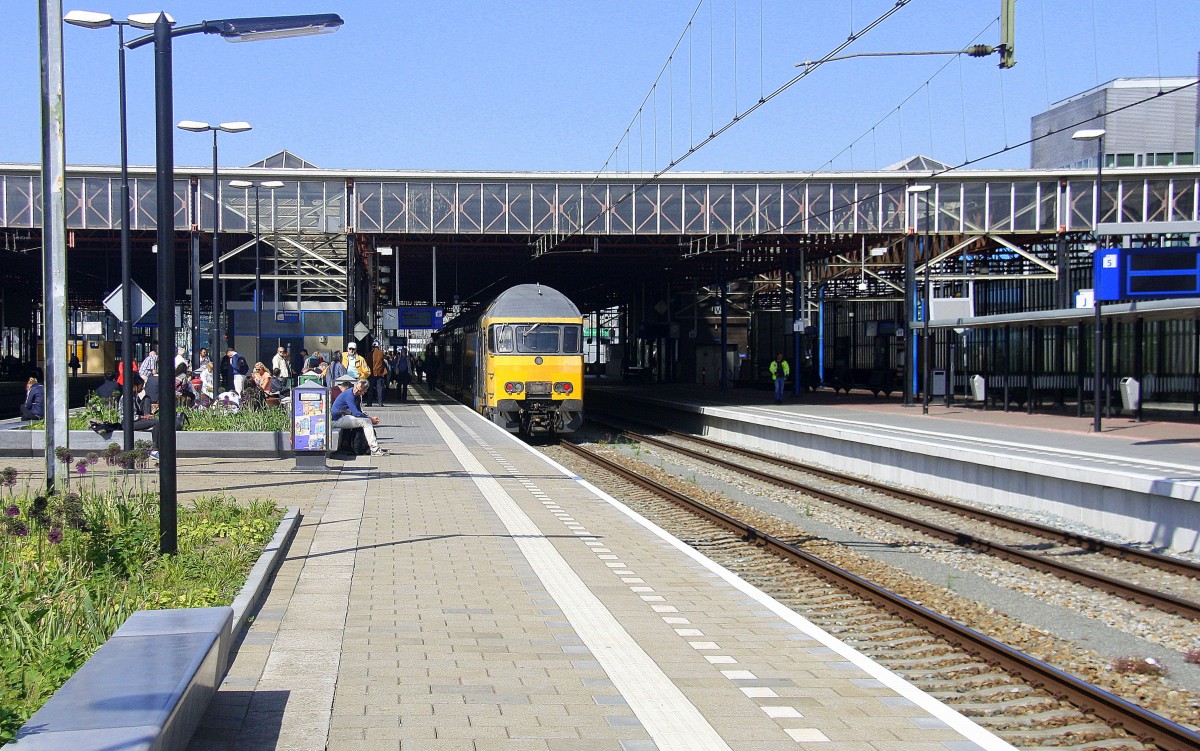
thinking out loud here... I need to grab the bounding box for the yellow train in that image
[439,283,584,436]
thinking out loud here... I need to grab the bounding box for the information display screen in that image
[1094,246,1200,301]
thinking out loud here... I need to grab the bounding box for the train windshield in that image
[490,324,582,354]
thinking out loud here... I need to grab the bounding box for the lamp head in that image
[906,184,932,194]
[176,120,212,132]
[219,122,253,133]
[64,10,113,28]
[205,13,344,43]
[1071,128,1106,142]
[261,181,286,189]
[127,12,174,30]
[228,180,253,189]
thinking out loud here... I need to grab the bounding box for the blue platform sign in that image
[1094,246,1200,302]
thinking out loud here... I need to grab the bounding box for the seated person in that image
[297,358,328,386]
[94,371,120,401]
[20,377,44,421]
[88,374,182,461]
[252,362,273,394]
[174,362,195,407]
[330,379,388,457]
[269,367,285,396]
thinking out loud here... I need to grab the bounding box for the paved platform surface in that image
[588,380,1200,473]
[36,385,1007,751]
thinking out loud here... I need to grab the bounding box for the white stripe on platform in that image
[423,404,731,751]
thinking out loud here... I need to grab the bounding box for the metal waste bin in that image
[1119,377,1140,414]
[291,384,330,471]
[970,374,986,402]
[930,370,947,397]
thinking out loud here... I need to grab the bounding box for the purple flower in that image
[47,528,63,545]
[9,522,28,537]
[0,467,16,488]
[4,505,18,517]
[75,461,88,476]
[86,452,99,466]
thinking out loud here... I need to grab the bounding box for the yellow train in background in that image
[439,284,584,436]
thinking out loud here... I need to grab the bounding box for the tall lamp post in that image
[177,120,251,377]
[1072,128,1106,433]
[64,10,160,452]
[230,180,284,365]
[120,11,343,555]
[907,184,932,412]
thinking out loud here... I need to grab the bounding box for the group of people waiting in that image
[294,340,428,406]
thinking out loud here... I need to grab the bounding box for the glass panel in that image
[459,183,482,232]
[174,178,189,229]
[856,183,879,233]
[831,184,854,232]
[134,178,157,230]
[1038,182,1058,232]
[432,184,456,232]
[559,184,582,234]
[734,184,757,233]
[1171,179,1195,221]
[324,180,345,232]
[1068,180,1093,230]
[660,184,683,233]
[380,183,406,232]
[492,324,514,353]
[533,184,556,233]
[610,185,634,234]
[684,185,707,233]
[1099,179,1118,224]
[1013,182,1037,231]
[83,177,111,229]
[1145,179,1169,222]
[300,181,325,231]
[759,184,781,233]
[5,175,37,227]
[709,184,732,233]
[880,184,903,232]
[563,325,581,354]
[198,178,217,232]
[782,183,805,232]
[807,184,830,232]
[988,183,1012,231]
[1120,180,1143,223]
[635,184,658,233]
[483,184,506,232]
[962,182,986,232]
[268,181,297,232]
[65,177,84,228]
[937,183,961,233]
[910,191,933,233]
[509,183,532,233]
[408,183,431,232]
[583,185,607,233]
[515,324,561,353]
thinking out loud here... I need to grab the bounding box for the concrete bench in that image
[11,607,232,751]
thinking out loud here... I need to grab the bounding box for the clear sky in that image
[2,1,1198,174]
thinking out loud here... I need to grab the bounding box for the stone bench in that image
[10,607,232,750]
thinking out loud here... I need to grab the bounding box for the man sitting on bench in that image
[331,379,389,457]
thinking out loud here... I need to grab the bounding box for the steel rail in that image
[594,422,1200,621]
[559,440,1200,751]
[586,416,1200,581]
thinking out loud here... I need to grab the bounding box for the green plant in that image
[28,402,290,433]
[0,473,282,743]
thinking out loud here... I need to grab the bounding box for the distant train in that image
[439,284,584,436]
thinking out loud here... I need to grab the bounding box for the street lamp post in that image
[177,121,251,381]
[1072,128,1106,433]
[121,11,343,555]
[230,180,284,365]
[907,184,932,412]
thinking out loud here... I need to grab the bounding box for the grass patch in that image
[0,459,282,742]
[28,394,290,433]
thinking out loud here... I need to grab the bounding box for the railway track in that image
[586,418,1200,622]
[551,439,1200,751]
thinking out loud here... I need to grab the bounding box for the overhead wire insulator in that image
[964,44,995,58]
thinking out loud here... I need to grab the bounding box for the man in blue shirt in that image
[331,379,388,456]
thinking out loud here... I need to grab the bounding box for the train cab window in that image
[490,324,515,353]
[516,324,560,353]
[563,325,582,354]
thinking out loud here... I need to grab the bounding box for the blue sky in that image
[3,1,1198,173]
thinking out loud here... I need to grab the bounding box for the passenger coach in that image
[441,284,584,436]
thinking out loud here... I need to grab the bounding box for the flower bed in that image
[27,394,291,433]
[0,454,282,743]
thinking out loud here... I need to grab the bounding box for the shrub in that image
[1109,656,1169,676]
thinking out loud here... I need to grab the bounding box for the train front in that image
[487,318,584,436]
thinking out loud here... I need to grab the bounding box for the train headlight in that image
[553,381,574,394]
[504,381,524,394]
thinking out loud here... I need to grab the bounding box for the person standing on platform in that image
[366,340,388,407]
[69,353,81,378]
[139,347,158,379]
[392,347,411,402]
[769,353,790,404]
[198,347,211,369]
[272,346,292,388]
[222,348,249,394]
[331,379,389,457]
[341,342,368,383]
[19,378,44,421]
[424,335,440,391]
[116,356,137,387]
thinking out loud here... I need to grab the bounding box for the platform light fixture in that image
[1072,127,1106,433]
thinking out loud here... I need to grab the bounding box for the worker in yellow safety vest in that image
[769,353,790,403]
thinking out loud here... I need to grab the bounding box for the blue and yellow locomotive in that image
[440,284,584,436]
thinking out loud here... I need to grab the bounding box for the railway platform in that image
[130,387,1017,750]
[584,380,1200,555]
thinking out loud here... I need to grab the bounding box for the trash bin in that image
[1119,377,1140,414]
[291,384,330,471]
[970,374,986,402]
[930,370,947,397]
